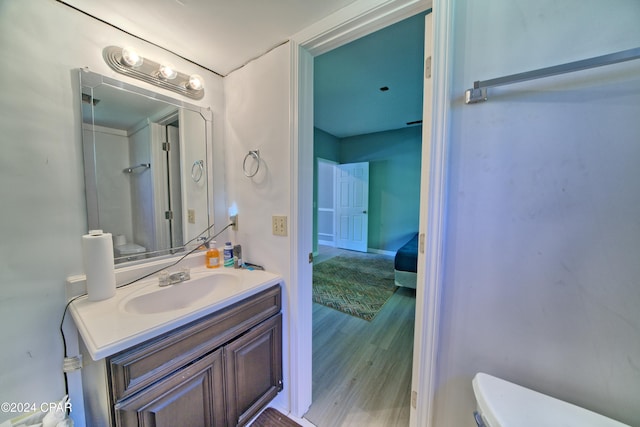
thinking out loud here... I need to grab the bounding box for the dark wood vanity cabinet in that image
[114,348,227,427]
[83,285,283,427]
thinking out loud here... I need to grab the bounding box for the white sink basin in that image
[69,258,282,360]
[122,272,240,315]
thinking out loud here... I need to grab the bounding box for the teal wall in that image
[314,126,422,254]
[314,128,340,161]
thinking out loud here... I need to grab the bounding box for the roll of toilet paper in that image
[82,230,116,301]
[113,234,126,247]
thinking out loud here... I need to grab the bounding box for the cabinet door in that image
[225,314,283,427]
[115,349,226,427]
[109,285,281,402]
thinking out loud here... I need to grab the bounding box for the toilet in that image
[112,234,146,260]
[113,242,146,260]
[472,373,629,427]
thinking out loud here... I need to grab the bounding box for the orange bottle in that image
[205,241,220,269]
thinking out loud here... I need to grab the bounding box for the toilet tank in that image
[472,373,630,427]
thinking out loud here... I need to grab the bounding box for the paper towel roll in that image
[82,230,116,301]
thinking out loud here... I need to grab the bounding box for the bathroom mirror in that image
[79,69,212,264]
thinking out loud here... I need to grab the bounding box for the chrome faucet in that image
[158,268,191,287]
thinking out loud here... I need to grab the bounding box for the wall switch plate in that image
[272,215,287,236]
[187,209,195,224]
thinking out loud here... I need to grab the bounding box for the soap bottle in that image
[206,241,220,269]
[233,244,242,269]
[223,242,234,267]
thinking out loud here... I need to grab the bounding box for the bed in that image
[394,233,419,289]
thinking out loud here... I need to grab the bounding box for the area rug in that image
[250,408,302,427]
[313,253,397,321]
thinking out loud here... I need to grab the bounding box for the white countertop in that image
[70,266,282,360]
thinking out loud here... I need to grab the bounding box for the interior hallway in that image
[304,246,416,427]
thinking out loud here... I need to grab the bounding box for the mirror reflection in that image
[80,70,211,264]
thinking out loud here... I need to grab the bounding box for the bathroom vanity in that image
[70,265,283,427]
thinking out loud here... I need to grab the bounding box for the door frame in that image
[289,1,451,426]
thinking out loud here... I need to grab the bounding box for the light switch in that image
[272,215,287,236]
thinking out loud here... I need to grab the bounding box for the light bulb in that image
[187,74,204,91]
[159,64,177,80]
[121,47,143,67]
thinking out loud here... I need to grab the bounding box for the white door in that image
[410,10,440,427]
[336,162,369,252]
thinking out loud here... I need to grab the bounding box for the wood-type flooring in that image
[304,248,416,427]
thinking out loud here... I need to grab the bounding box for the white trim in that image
[293,0,432,56]
[411,2,452,426]
[289,40,315,417]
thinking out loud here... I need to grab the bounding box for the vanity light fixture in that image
[103,46,204,100]
[159,63,178,80]
[121,47,143,67]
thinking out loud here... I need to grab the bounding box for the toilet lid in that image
[115,243,146,255]
[472,373,629,427]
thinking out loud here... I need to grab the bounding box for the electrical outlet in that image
[188,209,195,224]
[272,215,287,236]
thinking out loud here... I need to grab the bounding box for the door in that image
[410,10,440,427]
[336,162,369,252]
[224,314,283,427]
[114,349,226,427]
[149,113,180,254]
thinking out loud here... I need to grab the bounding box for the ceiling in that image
[314,11,427,138]
[82,83,177,131]
[63,0,427,139]
[62,0,359,76]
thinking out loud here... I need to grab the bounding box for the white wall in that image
[223,42,294,411]
[0,1,224,424]
[433,0,640,425]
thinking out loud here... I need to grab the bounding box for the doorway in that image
[290,3,440,427]
[305,12,427,427]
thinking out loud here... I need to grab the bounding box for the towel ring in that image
[191,160,204,183]
[243,150,260,178]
